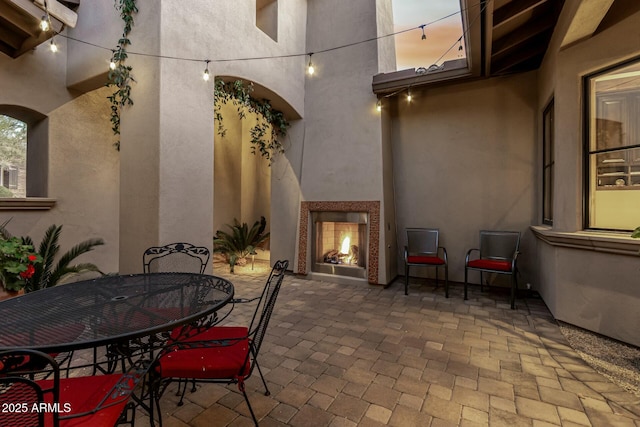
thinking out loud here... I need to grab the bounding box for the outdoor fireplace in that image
[311,211,367,279]
[297,201,380,284]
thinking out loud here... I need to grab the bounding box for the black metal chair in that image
[143,242,210,274]
[151,260,289,426]
[0,349,146,426]
[464,230,521,309]
[404,228,448,297]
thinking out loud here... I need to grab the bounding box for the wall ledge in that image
[0,198,56,210]
[531,225,640,256]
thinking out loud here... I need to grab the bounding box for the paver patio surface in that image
[138,264,640,426]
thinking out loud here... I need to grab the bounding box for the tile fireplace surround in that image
[297,201,380,284]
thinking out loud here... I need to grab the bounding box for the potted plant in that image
[0,236,42,298]
[214,216,270,273]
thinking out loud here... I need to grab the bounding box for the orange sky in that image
[392,0,465,70]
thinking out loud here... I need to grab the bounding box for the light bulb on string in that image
[406,88,412,102]
[420,25,426,40]
[376,100,382,112]
[202,60,211,81]
[49,38,58,53]
[109,50,117,70]
[40,15,50,32]
[307,53,315,75]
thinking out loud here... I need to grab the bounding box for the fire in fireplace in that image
[311,211,367,279]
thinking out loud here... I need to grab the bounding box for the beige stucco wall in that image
[533,3,640,346]
[298,0,395,284]
[391,72,538,285]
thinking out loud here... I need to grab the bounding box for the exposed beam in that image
[492,14,555,58]
[34,0,77,28]
[561,0,614,47]
[493,0,549,28]
[491,41,547,75]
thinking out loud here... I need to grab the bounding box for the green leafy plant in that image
[214,78,289,164]
[107,0,138,150]
[632,226,640,239]
[0,237,42,291]
[0,222,105,292]
[213,216,270,272]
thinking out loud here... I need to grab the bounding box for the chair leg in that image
[444,265,449,298]
[464,267,468,300]
[405,264,409,295]
[239,382,259,426]
[253,358,271,396]
[435,268,439,288]
[510,271,517,309]
[480,272,484,292]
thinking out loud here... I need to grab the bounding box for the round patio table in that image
[0,273,234,353]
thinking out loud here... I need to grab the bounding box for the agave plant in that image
[214,216,270,272]
[0,222,104,292]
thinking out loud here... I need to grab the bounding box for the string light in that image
[406,88,412,102]
[40,15,50,32]
[420,25,426,40]
[202,60,211,81]
[376,100,382,112]
[307,53,314,75]
[49,38,58,53]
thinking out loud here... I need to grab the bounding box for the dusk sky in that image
[392,0,465,71]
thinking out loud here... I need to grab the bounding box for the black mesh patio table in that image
[0,273,234,354]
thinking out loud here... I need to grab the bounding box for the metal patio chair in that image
[0,349,145,426]
[151,260,289,426]
[464,230,521,309]
[404,228,448,297]
[143,242,210,274]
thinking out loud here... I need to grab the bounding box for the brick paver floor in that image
[136,263,640,426]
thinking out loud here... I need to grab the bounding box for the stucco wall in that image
[532,4,640,345]
[391,72,538,284]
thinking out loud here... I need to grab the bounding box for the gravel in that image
[559,321,640,397]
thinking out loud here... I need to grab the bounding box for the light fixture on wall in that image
[202,60,211,81]
[307,53,315,75]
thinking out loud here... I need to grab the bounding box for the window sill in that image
[531,225,640,256]
[0,198,56,210]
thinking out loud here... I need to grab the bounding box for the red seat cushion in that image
[467,259,512,272]
[37,374,132,427]
[158,326,250,380]
[407,255,445,265]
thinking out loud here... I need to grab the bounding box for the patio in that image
[136,263,640,426]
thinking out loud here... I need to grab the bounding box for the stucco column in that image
[118,4,215,273]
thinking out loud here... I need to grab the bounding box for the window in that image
[256,0,278,42]
[543,100,554,225]
[0,107,49,204]
[585,59,640,230]
[0,115,27,198]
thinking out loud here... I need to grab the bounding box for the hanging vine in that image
[214,78,289,164]
[107,0,138,150]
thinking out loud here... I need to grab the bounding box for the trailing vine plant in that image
[107,0,138,150]
[214,78,289,164]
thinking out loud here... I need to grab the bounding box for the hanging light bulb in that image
[49,38,58,53]
[420,25,426,41]
[40,15,50,32]
[109,50,117,70]
[202,60,211,81]
[307,53,315,75]
[407,88,412,102]
[376,100,382,112]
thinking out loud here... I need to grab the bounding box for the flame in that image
[340,236,350,255]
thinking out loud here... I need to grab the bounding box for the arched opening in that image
[212,77,300,272]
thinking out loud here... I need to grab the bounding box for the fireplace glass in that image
[311,211,367,279]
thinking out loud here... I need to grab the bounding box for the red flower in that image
[28,254,37,262]
[19,264,35,279]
